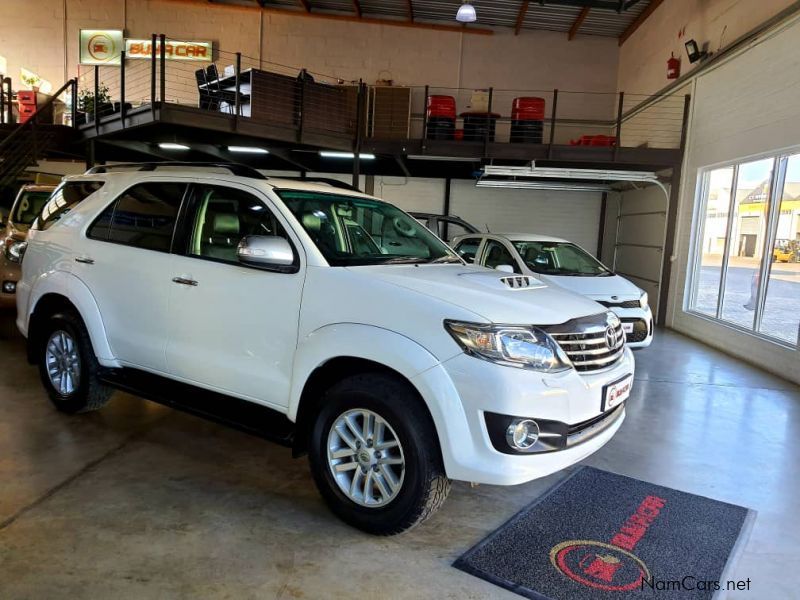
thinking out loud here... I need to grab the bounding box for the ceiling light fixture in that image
[158,142,190,150]
[482,164,658,183]
[476,180,611,192]
[228,146,269,154]
[456,2,477,23]
[319,151,376,160]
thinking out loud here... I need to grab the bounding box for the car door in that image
[74,180,187,371]
[164,182,305,409]
[480,239,523,273]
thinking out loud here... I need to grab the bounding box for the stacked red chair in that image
[426,95,457,140]
[510,97,545,143]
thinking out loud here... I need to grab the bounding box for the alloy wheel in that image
[45,330,81,396]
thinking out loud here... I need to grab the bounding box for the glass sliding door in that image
[693,166,735,316]
[719,158,774,329]
[758,153,800,345]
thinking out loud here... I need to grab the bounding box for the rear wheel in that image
[308,373,450,535]
[38,310,112,413]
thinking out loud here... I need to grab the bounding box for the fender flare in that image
[27,271,119,367]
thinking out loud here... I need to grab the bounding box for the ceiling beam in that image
[619,0,664,46]
[406,0,414,22]
[351,0,361,18]
[167,0,493,35]
[568,6,590,40]
[514,1,529,35]
[298,0,310,12]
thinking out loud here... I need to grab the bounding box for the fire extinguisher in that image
[667,53,680,79]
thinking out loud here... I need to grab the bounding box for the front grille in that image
[622,318,649,343]
[598,299,641,309]
[543,313,625,373]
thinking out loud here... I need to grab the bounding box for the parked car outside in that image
[410,212,479,242]
[1,184,56,309]
[452,233,653,348]
[17,165,634,534]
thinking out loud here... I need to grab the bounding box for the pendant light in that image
[456,2,477,23]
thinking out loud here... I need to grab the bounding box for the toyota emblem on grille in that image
[605,326,617,349]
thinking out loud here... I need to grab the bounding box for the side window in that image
[88,182,185,253]
[453,238,481,263]
[37,181,104,231]
[440,220,473,243]
[483,240,520,273]
[186,185,290,264]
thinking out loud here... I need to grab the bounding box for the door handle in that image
[172,277,198,287]
[75,257,95,265]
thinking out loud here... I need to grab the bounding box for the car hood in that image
[348,264,607,325]
[536,272,641,300]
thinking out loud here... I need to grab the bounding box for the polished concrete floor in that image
[0,313,798,599]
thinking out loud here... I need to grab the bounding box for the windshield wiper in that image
[427,255,462,264]
[379,256,429,265]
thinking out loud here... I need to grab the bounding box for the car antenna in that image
[485,224,491,233]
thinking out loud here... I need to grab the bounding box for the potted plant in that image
[21,71,42,92]
[77,85,112,124]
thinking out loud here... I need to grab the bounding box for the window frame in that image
[687,149,799,348]
[86,181,189,254]
[173,182,301,274]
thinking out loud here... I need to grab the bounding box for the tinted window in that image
[37,181,104,230]
[453,238,480,263]
[185,185,290,264]
[483,240,520,273]
[89,183,185,252]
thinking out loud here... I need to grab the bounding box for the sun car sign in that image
[125,39,212,62]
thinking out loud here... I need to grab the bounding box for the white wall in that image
[666,14,800,383]
[617,0,796,95]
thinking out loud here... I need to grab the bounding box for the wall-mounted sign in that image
[79,29,124,66]
[125,39,212,62]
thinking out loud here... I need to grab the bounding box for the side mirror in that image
[495,264,515,273]
[237,235,296,272]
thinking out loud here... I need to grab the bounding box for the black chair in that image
[206,64,243,114]
[195,68,217,110]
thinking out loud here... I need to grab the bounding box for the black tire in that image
[308,372,450,535]
[38,310,112,414]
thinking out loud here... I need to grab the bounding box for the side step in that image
[100,368,296,447]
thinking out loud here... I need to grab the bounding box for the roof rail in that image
[84,162,268,180]
[278,177,362,193]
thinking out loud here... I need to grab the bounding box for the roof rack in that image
[84,162,268,180]
[275,177,362,193]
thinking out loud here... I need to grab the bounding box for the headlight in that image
[444,320,570,373]
[4,240,27,263]
[639,291,649,309]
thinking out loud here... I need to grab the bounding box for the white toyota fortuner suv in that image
[17,163,634,535]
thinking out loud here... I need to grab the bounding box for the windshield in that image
[512,241,612,276]
[278,190,459,266]
[12,191,51,225]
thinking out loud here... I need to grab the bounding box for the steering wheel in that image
[393,217,416,238]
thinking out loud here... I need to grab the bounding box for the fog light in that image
[2,281,15,294]
[506,418,540,451]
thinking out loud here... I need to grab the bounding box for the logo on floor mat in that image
[549,494,665,591]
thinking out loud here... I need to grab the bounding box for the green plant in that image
[21,72,41,88]
[78,85,111,114]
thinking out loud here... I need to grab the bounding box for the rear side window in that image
[36,181,104,230]
[88,182,186,253]
[453,238,481,263]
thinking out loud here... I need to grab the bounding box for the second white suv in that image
[17,163,634,534]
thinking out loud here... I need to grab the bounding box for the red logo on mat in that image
[549,495,665,591]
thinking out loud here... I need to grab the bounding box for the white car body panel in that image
[18,169,634,487]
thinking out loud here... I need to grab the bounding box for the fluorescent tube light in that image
[158,143,190,150]
[228,146,269,154]
[319,151,376,159]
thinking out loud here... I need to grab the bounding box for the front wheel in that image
[308,373,450,535]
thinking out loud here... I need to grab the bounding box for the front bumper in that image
[412,346,634,486]
[0,257,20,309]
[612,305,653,348]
